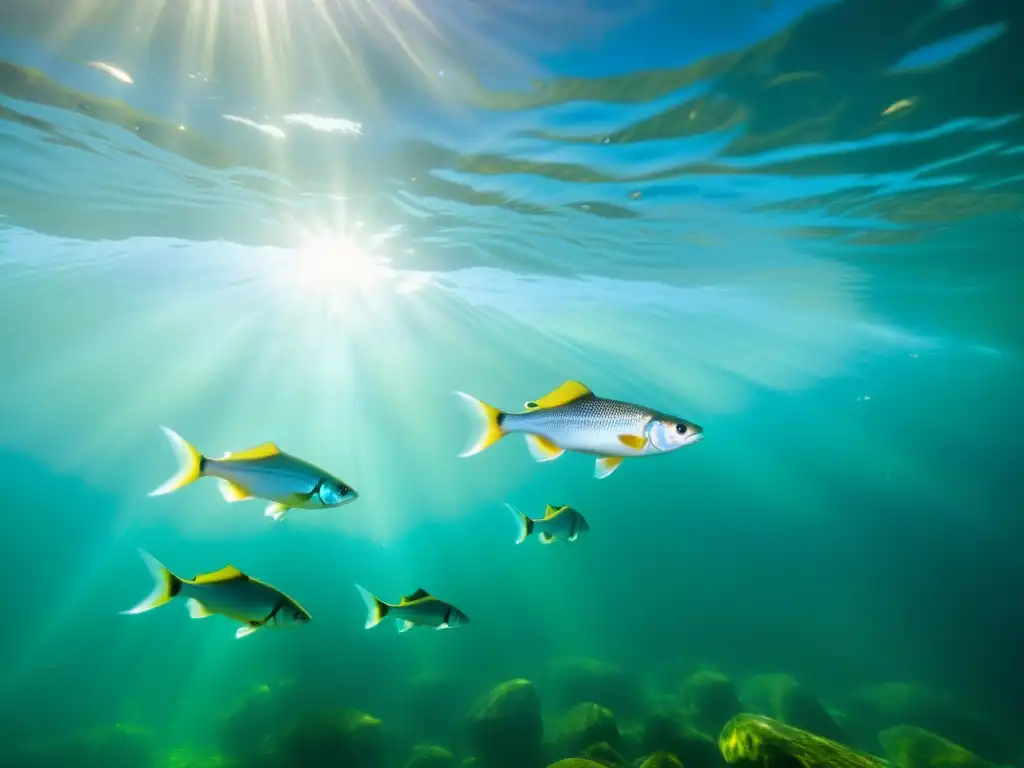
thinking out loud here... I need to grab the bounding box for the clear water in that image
[1,1,1022,767]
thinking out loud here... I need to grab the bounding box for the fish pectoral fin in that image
[524,380,593,410]
[222,442,281,461]
[539,532,557,545]
[524,434,565,462]
[617,434,646,451]
[218,479,253,503]
[568,532,579,542]
[595,456,624,480]
[265,502,289,521]
[193,565,247,584]
[186,599,215,619]
[235,625,260,639]
[397,619,417,633]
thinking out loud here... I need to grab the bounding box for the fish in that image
[149,426,358,521]
[121,550,311,639]
[354,584,469,633]
[454,380,704,479]
[86,60,134,84]
[505,503,590,545]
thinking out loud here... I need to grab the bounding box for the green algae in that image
[719,713,885,768]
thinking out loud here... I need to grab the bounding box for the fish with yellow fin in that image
[121,550,311,639]
[455,380,703,479]
[149,426,358,521]
[506,503,590,545]
[355,584,469,633]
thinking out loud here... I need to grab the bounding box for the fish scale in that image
[504,396,654,455]
[209,457,319,491]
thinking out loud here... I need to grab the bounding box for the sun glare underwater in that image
[0,1,1022,767]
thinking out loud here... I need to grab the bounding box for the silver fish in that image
[506,503,590,545]
[149,426,358,521]
[455,380,703,479]
[355,585,469,633]
[121,550,311,639]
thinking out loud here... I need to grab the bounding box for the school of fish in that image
[124,379,703,638]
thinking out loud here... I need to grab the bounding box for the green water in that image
[1,1,1022,767]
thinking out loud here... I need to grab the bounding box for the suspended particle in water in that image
[630,190,642,200]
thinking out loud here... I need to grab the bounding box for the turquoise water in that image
[1,1,1022,767]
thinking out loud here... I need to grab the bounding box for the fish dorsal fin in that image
[223,442,281,461]
[193,565,247,584]
[524,380,593,410]
[400,588,432,604]
[544,504,563,519]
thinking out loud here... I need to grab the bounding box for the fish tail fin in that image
[504,503,534,545]
[121,549,182,615]
[149,426,205,497]
[454,391,507,457]
[354,584,389,629]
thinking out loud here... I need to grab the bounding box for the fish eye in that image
[675,423,688,435]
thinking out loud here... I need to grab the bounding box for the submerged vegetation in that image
[11,658,1020,768]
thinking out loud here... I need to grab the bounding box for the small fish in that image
[506,503,590,545]
[87,60,133,84]
[355,585,469,633]
[455,380,704,479]
[121,550,311,639]
[149,426,358,521]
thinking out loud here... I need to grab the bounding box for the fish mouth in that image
[686,433,705,446]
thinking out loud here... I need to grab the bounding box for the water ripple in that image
[0,0,1020,274]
